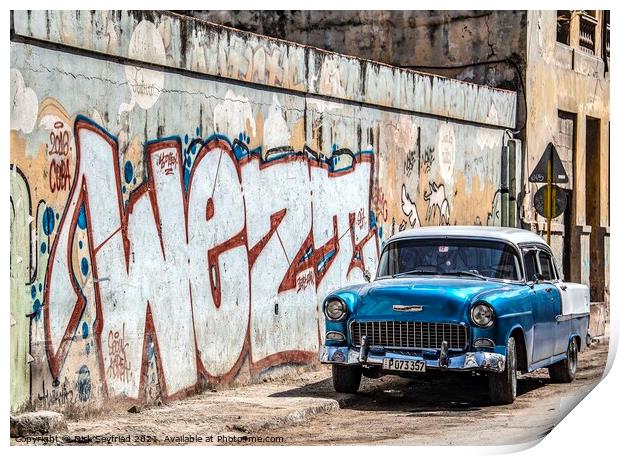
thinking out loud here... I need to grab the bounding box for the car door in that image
[537,250,571,356]
[523,247,560,363]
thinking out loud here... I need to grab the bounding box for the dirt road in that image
[264,339,609,446]
[14,340,608,446]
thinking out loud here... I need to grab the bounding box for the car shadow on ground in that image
[271,372,550,413]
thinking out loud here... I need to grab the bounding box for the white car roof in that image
[387,225,546,247]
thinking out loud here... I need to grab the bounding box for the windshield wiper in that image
[392,269,439,278]
[442,270,488,280]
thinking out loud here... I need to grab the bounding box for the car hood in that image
[350,277,514,322]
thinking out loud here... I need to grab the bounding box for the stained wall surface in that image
[10,10,516,412]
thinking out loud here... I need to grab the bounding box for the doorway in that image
[557,111,576,280]
[585,117,603,301]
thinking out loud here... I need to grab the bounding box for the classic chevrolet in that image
[320,226,590,404]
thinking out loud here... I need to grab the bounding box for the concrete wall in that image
[191,11,529,129]
[10,10,516,412]
[193,11,527,85]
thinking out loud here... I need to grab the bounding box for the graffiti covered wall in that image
[10,10,516,412]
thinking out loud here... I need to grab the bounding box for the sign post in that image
[546,159,552,244]
[529,143,569,245]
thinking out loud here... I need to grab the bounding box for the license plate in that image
[382,358,426,372]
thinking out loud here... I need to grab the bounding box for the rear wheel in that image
[332,365,362,393]
[548,337,578,383]
[488,337,517,405]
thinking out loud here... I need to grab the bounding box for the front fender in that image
[323,285,365,345]
[324,285,365,315]
[467,285,533,364]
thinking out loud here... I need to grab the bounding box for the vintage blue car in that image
[320,226,590,404]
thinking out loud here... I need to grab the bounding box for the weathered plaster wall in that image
[10,10,516,412]
[192,11,529,128]
[523,11,609,307]
[193,11,527,85]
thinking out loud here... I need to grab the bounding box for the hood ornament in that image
[393,304,424,312]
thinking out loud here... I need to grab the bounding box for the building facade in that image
[196,10,611,334]
[524,11,609,336]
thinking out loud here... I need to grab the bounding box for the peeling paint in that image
[10,10,515,413]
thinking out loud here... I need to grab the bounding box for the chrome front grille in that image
[350,321,467,351]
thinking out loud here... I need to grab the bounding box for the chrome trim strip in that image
[393,304,424,312]
[325,331,345,342]
[498,310,533,319]
[473,337,495,348]
[555,312,590,322]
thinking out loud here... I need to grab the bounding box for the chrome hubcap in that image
[511,367,517,397]
[510,344,517,397]
[568,340,577,374]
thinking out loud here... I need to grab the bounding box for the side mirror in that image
[363,269,372,283]
[531,272,544,284]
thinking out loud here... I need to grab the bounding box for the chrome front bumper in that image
[320,346,506,373]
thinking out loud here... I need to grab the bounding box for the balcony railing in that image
[557,10,571,45]
[579,13,598,55]
[606,23,610,61]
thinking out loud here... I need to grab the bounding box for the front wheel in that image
[488,337,518,405]
[332,365,362,393]
[548,337,578,383]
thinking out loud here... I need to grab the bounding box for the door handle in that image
[559,285,567,291]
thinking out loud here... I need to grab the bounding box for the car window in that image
[523,249,538,281]
[538,251,556,281]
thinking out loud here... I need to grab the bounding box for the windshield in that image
[377,237,523,281]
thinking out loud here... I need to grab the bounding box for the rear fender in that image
[555,281,590,317]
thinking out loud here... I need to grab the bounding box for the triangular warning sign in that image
[529,143,569,184]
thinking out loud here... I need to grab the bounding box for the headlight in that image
[324,299,347,321]
[470,302,495,328]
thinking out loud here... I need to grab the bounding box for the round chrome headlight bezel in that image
[470,302,495,328]
[324,298,347,321]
